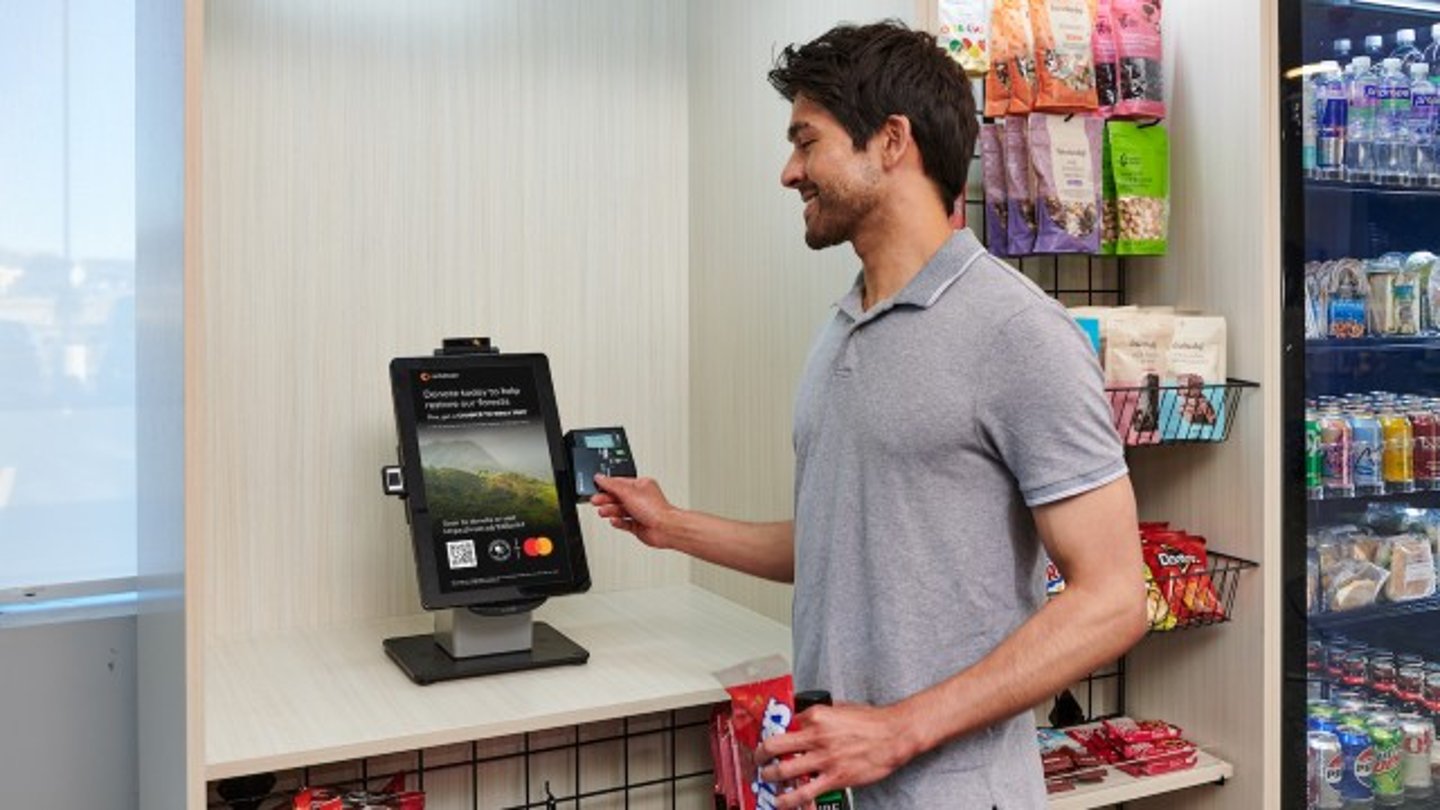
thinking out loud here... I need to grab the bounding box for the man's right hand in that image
[590,475,679,550]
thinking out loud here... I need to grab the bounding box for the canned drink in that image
[1311,699,1342,733]
[1343,651,1371,688]
[1370,716,1406,805]
[1308,412,1325,499]
[1350,411,1386,495]
[1398,666,1426,709]
[1321,412,1355,497]
[1412,409,1440,489]
[1397,654,1425,668]
[1398,713,1435,799]
[1380,410,1416,493]
[1371,654,1398,697]
[1310,638,1326,674]
[1312,730,1347,809]
[1338,722,1376,802]
[1424,668,1440,714]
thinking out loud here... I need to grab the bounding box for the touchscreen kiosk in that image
[382,343,592,684]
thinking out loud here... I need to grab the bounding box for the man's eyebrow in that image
[787,122,813,143]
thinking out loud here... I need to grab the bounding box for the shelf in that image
[1307,336,1440,351]
[1106,379,1258,447]
[1047,750,1233,810]
[1310,592,1440,630]
[1307,179,1440,200]
[204,584,791,780]
[1307,487,1440,507]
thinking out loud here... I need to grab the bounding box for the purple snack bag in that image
[1004,116,1037,257]
[981,123,1010,256]
[1028,113,1103,254]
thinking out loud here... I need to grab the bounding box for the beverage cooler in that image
[1283,0,1440,807]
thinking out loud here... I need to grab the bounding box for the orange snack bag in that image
[1029,0,1100,112]
[985,0,1037,116]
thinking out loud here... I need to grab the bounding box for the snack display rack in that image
[1105,378,1260,446]
[1047,749,1234,810]
[1150,550,1260,633]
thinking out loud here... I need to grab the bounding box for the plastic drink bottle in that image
[1319,63,1349,178]
[1336,38,1354,64]
[1348,56,1379,182]
[1425,23,1440,75]
[1377,58,1414,184]
[1367,34,1388,64]
[1394,29,1425,70]
[1409,63,1438,183]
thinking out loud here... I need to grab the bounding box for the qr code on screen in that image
[446,540,478,569]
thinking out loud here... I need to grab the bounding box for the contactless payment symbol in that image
[487,539,512,562]
[522,537,555,558]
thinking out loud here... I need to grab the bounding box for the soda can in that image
[1398,665,1426,710]
[1321,412,1355,497]
[1398,713,1434,799]
[1411,409,1440,490]
[1370,715,1406,805]
[1312,730,1347,809]
[1424,668,1440,714]
[1350,410,1385,495]
[1307,412,1325,499]
[1311,699,1341,733]
[1380,410,1416,493]
[1371,654,1398,698]
[1343,651,1370,688]
[1337,722,1376,801]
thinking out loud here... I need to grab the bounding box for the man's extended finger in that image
[758,751,820,785]
[756,729,812,761]
[774,776,832,810]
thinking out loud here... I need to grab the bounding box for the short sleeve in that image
[974,300,1128,506]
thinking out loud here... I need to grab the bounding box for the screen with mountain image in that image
[412,365,572,593]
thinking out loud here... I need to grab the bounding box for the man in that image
[592,21,1145,809]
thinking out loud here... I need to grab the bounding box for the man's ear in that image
[876,114,914,170]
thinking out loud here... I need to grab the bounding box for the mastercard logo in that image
[522,537,555,558]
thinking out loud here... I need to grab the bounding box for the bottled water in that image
[1376,58,1414,184]
[1318,63,1349,178]
[1425,24,1440,75]
[1348,56,1379,181]
[1394,29,1425,70]
[1335,38,1354,64]
[1411,63,1440,185]
[1367,34,1388,64]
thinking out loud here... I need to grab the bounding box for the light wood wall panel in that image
[686,0,916,625]
[202,0,690,640]
[1123,2,1280,808]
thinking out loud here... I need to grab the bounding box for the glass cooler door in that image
[1284,1,1440,807]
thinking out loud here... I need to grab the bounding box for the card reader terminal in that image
[565,427,636,501]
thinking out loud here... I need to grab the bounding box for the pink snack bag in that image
[1093,0,1119,117]
[1112,0,1165,119]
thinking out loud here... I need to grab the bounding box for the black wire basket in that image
[1147,550,1258,633]
[1106,378,1259,447]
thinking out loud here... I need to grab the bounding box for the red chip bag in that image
[715,656,797,810]
[1103,716,1182,745]
[1143,533,1225,625]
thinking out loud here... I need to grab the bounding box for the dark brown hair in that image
[768,20,978,216]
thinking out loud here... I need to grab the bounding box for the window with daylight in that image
[0,0,137,610]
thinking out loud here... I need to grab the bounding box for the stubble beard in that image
[803,166,882,251]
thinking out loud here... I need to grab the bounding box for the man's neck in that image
[853,204,955,312]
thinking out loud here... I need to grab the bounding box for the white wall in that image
[201,0,691,640]
[0,617,137,809]
[686,0,917,624]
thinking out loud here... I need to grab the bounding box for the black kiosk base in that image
[383,608,589,686]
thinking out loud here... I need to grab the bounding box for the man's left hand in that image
[755,701,920,809]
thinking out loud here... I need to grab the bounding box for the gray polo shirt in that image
[792,229,1127,808]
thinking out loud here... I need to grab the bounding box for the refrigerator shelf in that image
[1306,336,1440,351]
[1309,591,1440,631]
[1148,551,1258,633]
[1105,379,1258,447]
[1306,179,1440,199]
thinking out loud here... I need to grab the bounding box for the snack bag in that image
[1104,311,1174,445]
[1159,315,1228,442]
[1028,114,1103,254]
[1142,533,1225,626]
[939,0,992,75]
[1100,122,1118,254]
[1004,116,1038,256]
[1093,0,1119,117]
[715,656,797,810]
[1112,0,1165,119]
[1107,121,1169,255]
[981,122,1011,255]
[1029,0,1099,113]
[1010,0,1039,114]
[986,0,1037,115]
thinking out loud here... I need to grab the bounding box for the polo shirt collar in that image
[835,229,986,323]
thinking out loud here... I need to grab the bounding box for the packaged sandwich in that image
[1385,534,1436,602]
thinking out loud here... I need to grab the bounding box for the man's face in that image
[780,96,883,250]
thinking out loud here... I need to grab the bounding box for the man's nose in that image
[780,154,804,189]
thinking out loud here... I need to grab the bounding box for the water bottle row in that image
[1304,28,1440,187]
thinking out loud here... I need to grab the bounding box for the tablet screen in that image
[391,354,589,609]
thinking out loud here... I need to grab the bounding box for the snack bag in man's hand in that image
[715,656,798,810]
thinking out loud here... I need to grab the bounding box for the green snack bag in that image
[1100,125,1117,256]
[1107,121,1169,255]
